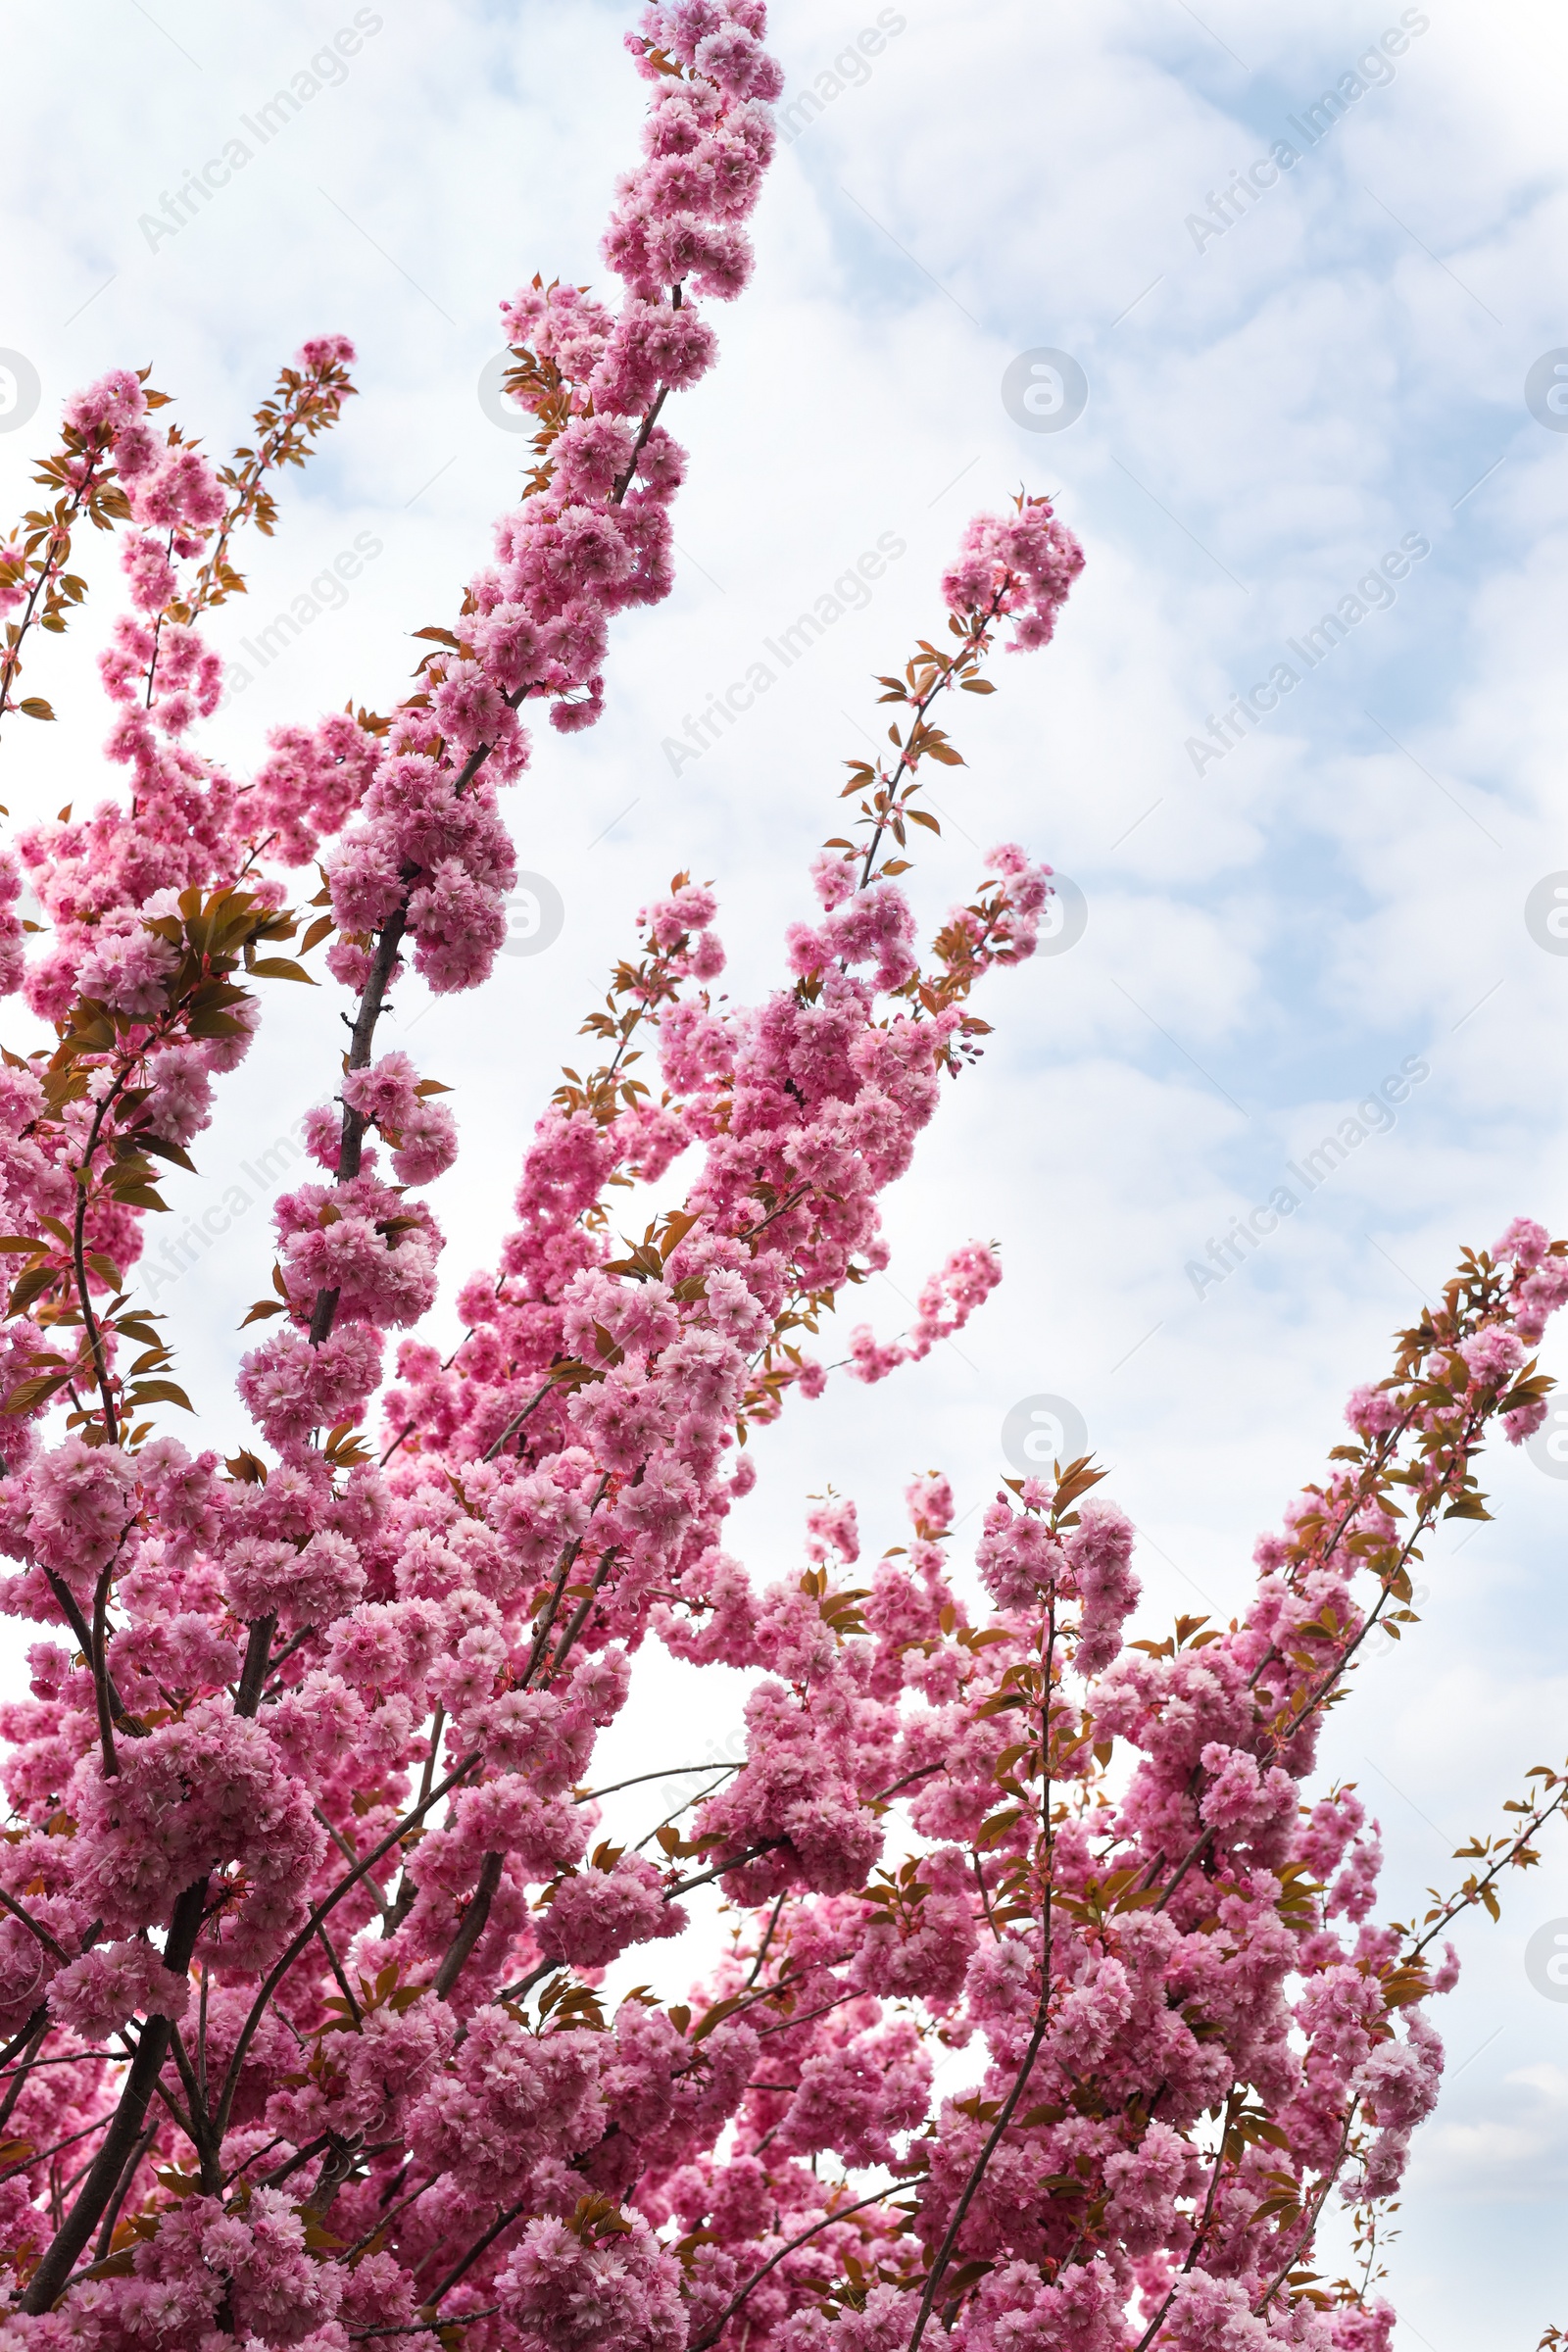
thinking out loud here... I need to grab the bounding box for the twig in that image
[317,1921,363,2024]
[575,1761,740,1804]
[424,2195,532,2306]
[0,1882,69,1965]
[480,1377,558,1464]
[745,1893,787,1989]
[213,1749,481,2148]
[351,2310,499,2341]
[686,2180,925,2352]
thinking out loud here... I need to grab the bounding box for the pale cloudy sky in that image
[5,0,1568,2338]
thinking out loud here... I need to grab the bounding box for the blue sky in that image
[4,1,1568,2338]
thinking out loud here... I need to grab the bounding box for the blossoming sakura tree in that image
[0,6,1564,2347]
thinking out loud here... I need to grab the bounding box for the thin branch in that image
[855,585,1008,891]
[755,1987,859,2041]
[164,2022,216,2189]
[0,2116,106,2193]
[0,2011,51,2087]
[745,1893,787,1990]
[42,1568,141,1748]
[686,2180,925,2352]
[351,2311,500,2342]
[317,1921,363,2025]
[575,1761,740,1804]
[260,1622,317,1694]
[491,1958,556,2010]
[1410,1782,1568,1958]
[70,1083,128,1443]
[1130,2093,1239,2352]
[543,1546,617,1681]
[1253,2103,1359,2315]
[519,1478,611,1687]
[0,2015,49,2134]
[89,1556,121,1781]
[0,1881,69,1965]
[340,2169,438,2261]
[663,1763,941,1902]
[314,1803,365,1874]
[424,2193,531,2306]
[907,1610,1057,2351]
[416,1705,445,1813]
[970,1850,1000,1941]
[220,2131,289,2191]
[256,2132,334,2192]
[480,1377,559,1464]
[212,1749,481,2147]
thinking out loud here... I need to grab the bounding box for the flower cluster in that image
[310,0,778,1043]
[939,495,1086,653]
[19,342,359,956]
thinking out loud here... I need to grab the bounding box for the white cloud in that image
[4,0,1568,2332]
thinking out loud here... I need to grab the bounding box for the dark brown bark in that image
[21,1878,208,2312]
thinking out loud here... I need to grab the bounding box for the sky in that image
[4,0,1568,2338]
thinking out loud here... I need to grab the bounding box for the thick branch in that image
[235,1613,276,1719]
[432,1850,504,2002]
[20,1877,206,2312]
